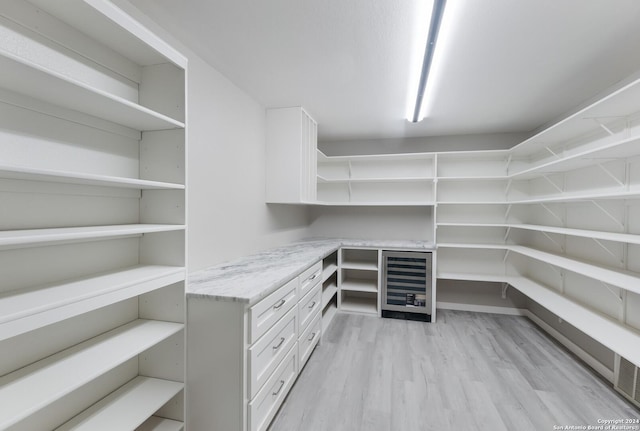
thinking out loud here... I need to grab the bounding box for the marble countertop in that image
[187,238,435,305]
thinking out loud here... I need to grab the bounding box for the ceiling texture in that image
[130,0,640,143]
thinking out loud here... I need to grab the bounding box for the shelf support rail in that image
[591,238,624,265]
[589,200,625,231]
[540,203,564,225]
[505,179,513,199]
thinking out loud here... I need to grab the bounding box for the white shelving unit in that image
[317,150,435,205]
[0,1,187,429]
[321,251,339,331]
[432,75,640,390]
[338,248,379,316]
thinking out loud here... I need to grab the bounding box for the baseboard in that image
[436,301,527,316]
[523,310,614,383]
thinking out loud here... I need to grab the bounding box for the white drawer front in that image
[250,277,297,344]
[298,283,321,334]
[298,261,321,298]
[298,311,321,371]
[249,306,297,399]
[249,344,298,431]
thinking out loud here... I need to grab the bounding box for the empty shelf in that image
[136,416,184,431]
[0,265,185,341]
[0,319,184,430]
[322,282,338,308]
[56,376,183,431]
[0,224,185,249]
[321,263,338,282]
[0,164,185,190]
[0,51,184,131]
[340,279,377,293]
[340,295,377,315]
[322,302,338,330]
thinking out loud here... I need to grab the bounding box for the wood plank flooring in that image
[269,310,639,431]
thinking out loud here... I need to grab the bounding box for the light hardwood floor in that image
[269,310,639,431]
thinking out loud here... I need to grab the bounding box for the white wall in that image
[308,206,433,242]
[319,132,526,156]
[118,0,311,271]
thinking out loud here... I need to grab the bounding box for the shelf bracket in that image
[505,204,513,221]
[503,226,512,242]
[541,231,564,253]
[545,146,561,159]
[501,282,509,299]
[505,154,513,175]
[599,281,623,302]
[595,162,625,188]
[589,200,625,230]
[591,118,616,136]
[540,203,564,224]
[591,238,623,265]
[502,249,511,263]
[505,179,513,199]
[542,174,564,193]
[544,262,564,277]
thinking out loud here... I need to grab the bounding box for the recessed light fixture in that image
[407,0,447,123]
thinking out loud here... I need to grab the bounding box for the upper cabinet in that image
[266,106,318,203]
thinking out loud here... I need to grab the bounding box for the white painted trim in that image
[523,310,615,383]
[436,301,527,316]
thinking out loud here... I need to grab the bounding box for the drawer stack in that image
[187,260,324,431]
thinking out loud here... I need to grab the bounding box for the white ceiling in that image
[129,0,640,144]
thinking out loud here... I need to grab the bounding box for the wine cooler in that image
[381,250,433,322]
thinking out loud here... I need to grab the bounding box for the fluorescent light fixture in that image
[407,0,447,123]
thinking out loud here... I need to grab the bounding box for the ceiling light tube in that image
[410,0,447,123]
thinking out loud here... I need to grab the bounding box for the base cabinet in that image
[187,261,322,431]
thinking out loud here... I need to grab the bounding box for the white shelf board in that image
[510,245,640,296]
[510,276,640,368]
[436,200,509,205]
[322,302,338,330]
[0,50,184,131]
[136,417,184,431]
[29,0,187,68]
[437,222,507,228]
[322,282,338,309]
[509,132,640,179]
[321,263,338,282]
[340,295,377,315]
[318,152,435,162]
[436,243,507,250]
[314,201,435,207]
[340,279,377,293]
[437,175,508,181]
[509,224,640,245]
[318,176,433,183]
[341,261,378,271]
[56,377,183,431]
[437,222,640,245]
[437,269,640,368]
[0,265,185,341]
[511,77,640,156]
[0,164,185,190]
[510,186,640,204]
[436,272,509,283]
[0,224,185,249]
[0,319,183,430]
